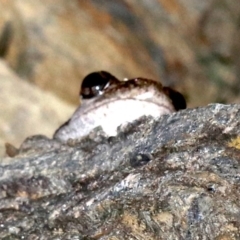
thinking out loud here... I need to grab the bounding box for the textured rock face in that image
[1,0,240,156]
[0,104,240,239]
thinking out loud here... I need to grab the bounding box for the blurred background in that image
[1,0,240,156]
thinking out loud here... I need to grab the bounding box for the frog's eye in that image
[163,87,187,110]
[80,71,117,99]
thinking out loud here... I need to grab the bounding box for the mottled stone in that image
[1,0,240,155]
[0,104,240,239]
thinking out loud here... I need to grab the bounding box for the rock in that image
[0,60,74,157]
[1,0,240,106]
[0,104,240,238]
[3,0,161,105]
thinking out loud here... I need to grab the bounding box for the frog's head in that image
[80,71,186,111]
[54,71,186,143]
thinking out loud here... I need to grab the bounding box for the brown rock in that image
[5,0,160,105]
[1,0,240,107]
[0,60,74,157]
[0,0,28,69]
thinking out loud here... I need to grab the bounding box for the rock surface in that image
[1,0,240,157]
[0,104,240,239]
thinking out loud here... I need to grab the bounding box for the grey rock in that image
[0,104,240,239]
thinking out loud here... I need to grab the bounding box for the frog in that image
[5,71,186,157]
[53,71,186,143]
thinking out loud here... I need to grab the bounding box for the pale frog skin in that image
[53,72,186,143]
